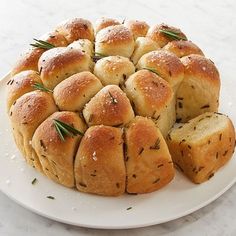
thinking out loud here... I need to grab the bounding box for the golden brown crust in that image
[124,20,149,39]
[146,23,187,48]
[95,17,120,34]
[124,69,173,116]
[163,40,204,58]
[137,50,184,92]
[125,116,175,193]
[38,47,93,89]
[95,25,135,57]
[7,70,41,111]
[74,125,126,196]
[68,39,94,57]
[55,18,94,44]
[53,72,103,111]
[176,55,220,122]
[32,111,87,187]
[93,56,135,86]
[9,91,58,172]
[167,112,235,183]
[11,31,68,76]
[83,85,134,126]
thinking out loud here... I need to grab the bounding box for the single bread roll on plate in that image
[131,37,160,65]
[124,20,149,39]
[38,47,93,89]
[55,18,94,43]
[176,54,220,122]
[125,116,175,193]
[93,56,135,86]
[95,25,135,58]
[32,111,87,187]
[124,69,174,137]
[9,91,58,172]
[146,23,187,48]
[74,125,126,196]
[53,72,103,111]
[94,17,120,34]
[163,40,204,58]
[167,112,235,184]
[6,70,42,111]
[83,85,134,126]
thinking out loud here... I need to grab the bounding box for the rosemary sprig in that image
[33,82,53,93]
[159,29,187,41]
[53,119,84,142]
[108,91,118,104]
[30,38,55,50]
[143,67,160,76]
[92,52,107,62]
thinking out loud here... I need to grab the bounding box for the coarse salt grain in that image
[92,151,97,161]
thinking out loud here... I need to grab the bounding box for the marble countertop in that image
[1,0,236,235]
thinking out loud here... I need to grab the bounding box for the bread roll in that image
[32,111,87,187]
[7,70,42,111]
[125,116,175,193]
[93,56,135,86]
[167,112,235,183]
[74,125,125,196]
[55,18,94,44]
[53,72,103,111]
[176,54,220,123]
[95,25,135,58]
[146,23,187,48]
[124,20,149,39]
[95,17,120,34]
[124,69,174,137]
[131,37,160,65]
[38,47,93,89]
[163,40,204,58]
[68,39,94,57]
[9,91,58,172]
[137,50,184,93]
[83,85,134,126]
[11,31,68,76]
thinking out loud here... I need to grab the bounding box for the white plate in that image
[0,73,235,229]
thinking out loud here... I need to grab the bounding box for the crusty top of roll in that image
[95,25,135,57]
[163,40,204,58]
[124,69,173,116]
[83,85,134,126]
[137,50,184,90]
[181,54,220,85]
[146,23,187,47]
[124,20,149,39]
[55,18,94,43]
[7,70,41,111]
[38,47,92,89]
[95,17,120,34]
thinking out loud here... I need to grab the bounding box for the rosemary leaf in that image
[30,38,55,50]
[31,178,37,185]
[159,29,187,41]
[108,91,118,104]
[53,119,84,141]
[33,82,53,93]
[47,196,55,200]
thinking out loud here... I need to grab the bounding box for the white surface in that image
[0,0,236,235]
[1,71,236,229]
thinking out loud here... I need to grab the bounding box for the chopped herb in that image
[33,82,53,93]
[47,196,55,200]
[126,207,132,210]
[31,178,37,185]
[143,67,160,76]
[108,91,118,104]
[138,147,144,155]
[187,145,192,149]
[157,164,164,168]
[132,174,137,178]
[208,173,214,180]
[216,152,219,159]
[177,97,184,100]
[150,138,160,150]
[219,133,222,141]
[30,38,55,50]
[116,183,120,188]
[53,119,84,142]
[79,182,87,187]
[223,150,228,156]
[159,29,187,41]
[201,104,210,109]
[153,178,160,184]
